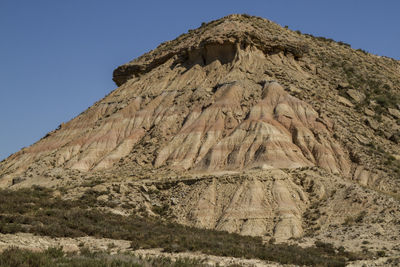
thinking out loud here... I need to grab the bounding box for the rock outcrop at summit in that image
[112,17,309,87]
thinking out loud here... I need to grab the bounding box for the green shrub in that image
[152,204,170,216]
[355,211,367,223]
[315,241,336,254]
[375,95,390,107]
[377,250,386,257]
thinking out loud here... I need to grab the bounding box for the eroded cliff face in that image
[164,168,400,245]
[177,170,307,240]
[0,14,399,246]
[0,44,351,182]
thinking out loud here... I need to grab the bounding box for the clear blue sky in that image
[1,0,399,161]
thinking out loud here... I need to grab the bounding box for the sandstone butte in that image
[1,14,400,261]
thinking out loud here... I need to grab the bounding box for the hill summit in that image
[1,14,400,257]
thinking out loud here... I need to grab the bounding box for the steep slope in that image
[0,14,399,255]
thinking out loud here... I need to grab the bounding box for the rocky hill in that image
[1,14,400,264]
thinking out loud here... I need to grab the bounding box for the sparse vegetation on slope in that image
[0,187,367,266]
[0,246,204,267]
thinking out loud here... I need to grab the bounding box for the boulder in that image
[337,96,354,107]
[365,118,379,130]
[388,108,400,119]
[364,108,375,116]
[346,89,366,103]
